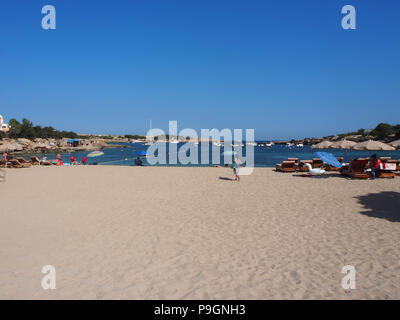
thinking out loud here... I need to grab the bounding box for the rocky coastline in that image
[0,138,131,154]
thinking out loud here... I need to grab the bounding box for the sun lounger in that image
[312,158,323,168]
[376,162,396,178]
[298,160,313,172]
[9,159,31,168]
[275,161,296,172]
[387,159,400,171]
[17,157,32,166]
[341,159,370,179]
[31,157,40,165]
[326,157,344,172]
[31,156,52,166]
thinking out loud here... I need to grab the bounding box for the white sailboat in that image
[145,120,154,145]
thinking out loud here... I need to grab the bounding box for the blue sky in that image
[0,0,399,139]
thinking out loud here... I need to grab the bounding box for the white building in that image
[0,114,10,133]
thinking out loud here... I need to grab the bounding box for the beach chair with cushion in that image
[341,159,370,179]
[31,157,40,165]
[9,159,31,168]
[387,159,400,171]
[312,158,323,168]
[298,160,313,172]
[275,161,296,172]
[326,157,344,172]
[31,156,52,166]
[376,162,396,179]
[17,157,32,166]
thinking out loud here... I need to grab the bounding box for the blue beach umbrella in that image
[136,151,147,156]
[314,151,342,168]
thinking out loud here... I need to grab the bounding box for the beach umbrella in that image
[314,151,342,168]
[87,151,104,157]
[329,140,356,162]
[329,140,356,149]
[351,140,395,151]
[311,141,333,149]
[222,151,237,156]
[136,151,147,156]
[389,139,400,149]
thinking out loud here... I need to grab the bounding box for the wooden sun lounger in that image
[378,171,396,178]
[275,161,296,172]
[387,159,400,171]
[376,162,397,178]
[312,158,323,168]
[372,158,397,178]
[298,160,313,172]
[31,156,52,166]
[17,157,32,166]
[9,159,31,168]
[31,157,40,165]
[341,159,370,179]
[326,157,344,172]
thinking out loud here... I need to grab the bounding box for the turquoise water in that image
[29,142,400,167]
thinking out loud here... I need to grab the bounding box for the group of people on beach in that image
[53,154,88,166]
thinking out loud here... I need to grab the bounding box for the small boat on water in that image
[296,143,304,148]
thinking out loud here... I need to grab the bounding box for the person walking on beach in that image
[231,156,242,182]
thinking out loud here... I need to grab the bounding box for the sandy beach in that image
[0,166,399,299]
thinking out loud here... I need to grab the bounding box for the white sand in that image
[0,166,399,299]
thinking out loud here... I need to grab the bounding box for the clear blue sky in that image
[0,0,399,139]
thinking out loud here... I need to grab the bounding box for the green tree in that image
[370,123,394,139]
[356,128,366,136]
[19,118,36,139]
[8,118,21,138]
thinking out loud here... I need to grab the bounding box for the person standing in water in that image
[232,156,242,182]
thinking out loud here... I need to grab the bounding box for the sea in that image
[29,142,400,167]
